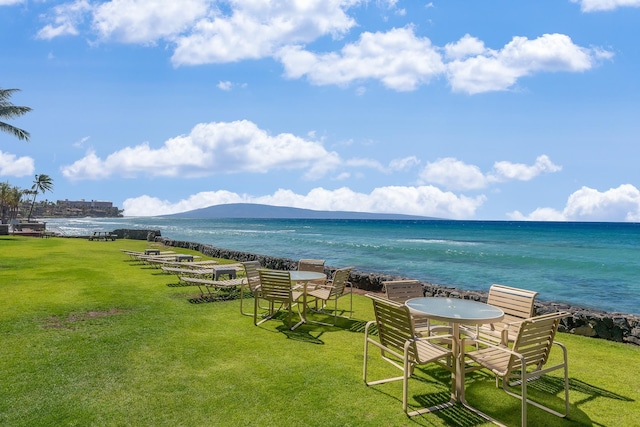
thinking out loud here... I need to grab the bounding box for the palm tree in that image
[27,174,54,221]
[0,182,24,223]
[7,185,23,222]
[0,88,32,141]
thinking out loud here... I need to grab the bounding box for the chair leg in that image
[240,284,248,315]
[253,296,259,325]
[242,288,267,316]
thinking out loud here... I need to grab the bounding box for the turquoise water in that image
[45,217,640,315]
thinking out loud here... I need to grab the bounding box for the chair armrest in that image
[413,334,454,346]
[461,336,518,355]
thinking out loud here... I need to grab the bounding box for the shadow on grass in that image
[363,366,488,426]
[166,281,194,287]
[460,368,631,426]
[540,375,633,404]
[188,291,243,304]
[278,324,325,344]
[250,311,326,344]
[414,392,490,427]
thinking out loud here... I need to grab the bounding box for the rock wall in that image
[112,228,161,241]
[130,233,640,346]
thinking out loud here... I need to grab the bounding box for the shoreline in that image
[129,228,640,346]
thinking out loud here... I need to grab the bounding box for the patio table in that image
[405,297,504,420]
[289,271,326,329]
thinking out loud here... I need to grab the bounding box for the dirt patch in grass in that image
[42,308,127,330]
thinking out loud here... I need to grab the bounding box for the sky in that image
[1,0,640,221]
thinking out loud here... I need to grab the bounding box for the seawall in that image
[115,230,640,346]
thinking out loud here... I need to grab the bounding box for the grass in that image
[1,236,639,426]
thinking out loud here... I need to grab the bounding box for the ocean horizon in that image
[44,217,640,316]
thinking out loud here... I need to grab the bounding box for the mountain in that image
[163,203,437,220]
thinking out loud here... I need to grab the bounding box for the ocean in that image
[44,217,640,316]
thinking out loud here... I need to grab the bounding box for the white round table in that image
[405,297,504,325]
[289,271,326,282]
[404,297,504,416]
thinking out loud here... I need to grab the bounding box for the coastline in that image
[47,216,640,315]
[122,228,640,347]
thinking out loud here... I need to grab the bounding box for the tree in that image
[0,88,32,141]
[0,182,24,223]
[27,174,53,221]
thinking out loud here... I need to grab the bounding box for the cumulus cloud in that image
[389,156,420,171]
[34,2,611,94]
[278,26,445,91]
[60,120,343,181]
[571,0,640,12]
[123,185,486,219]
[92,0,208,44]
[278,30,610,93]
[445,33,613,94]
[217,81,233,91]
[418,155,561,191]
[0,151,35,177]
[508,184,640,222]
[419,157,488,191]
[123,190,245,216]
[491,155,562,182]
[0,0,24,6]
[36,0,92,40]
[171,0,357,65]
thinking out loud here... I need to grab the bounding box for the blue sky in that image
[2,0,640,220]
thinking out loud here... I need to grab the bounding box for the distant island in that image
[163,203,437,220]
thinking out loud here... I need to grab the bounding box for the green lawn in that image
[1,236,638,426]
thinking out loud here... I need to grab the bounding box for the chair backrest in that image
[258,269,292,302]
[487,284,538,327]
[329,267,353,297]
[367,294,419,361]
[242,261,262,292]
[298,259,325,273]
[383,280,424,303]
[508,312,567,374]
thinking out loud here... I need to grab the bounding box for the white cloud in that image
[123,191,245,216]
[508,184,640,222]
[61,120,342,180]
[92,0,209,44]
[0,0,24,6]
[444,34,486,61]
[73,136,90,148]
[0,151,35,177]
[278,26,445,91]
[171,0,358,65]
[446,33,613,94]
[122,185,486,219]
[217,81,233,91]
[419,155,562,191]
[345,157,387,172]
[491,155,562,182]
[36,0,92,40]
[572,0,640,12]
[419,157,488,191]
[34,3,611,94]
[389,156,420,171]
